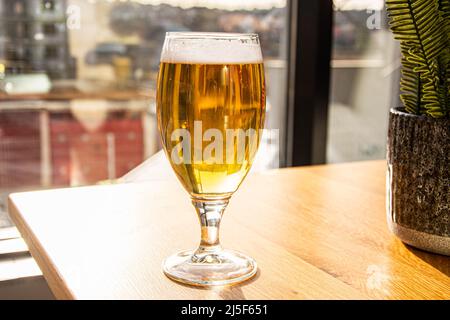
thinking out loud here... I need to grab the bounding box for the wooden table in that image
[8,161,450,299]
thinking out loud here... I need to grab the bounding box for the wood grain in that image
[8,160,450,299]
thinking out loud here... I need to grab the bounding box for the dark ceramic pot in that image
[387,108,450,255]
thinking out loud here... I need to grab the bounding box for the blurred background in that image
[0,0,399,298]
[0,0,400,298]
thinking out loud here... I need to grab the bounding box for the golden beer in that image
[159,33,264,287]
[157,62,265,198]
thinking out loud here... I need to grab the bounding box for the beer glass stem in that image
[191,197,229,262]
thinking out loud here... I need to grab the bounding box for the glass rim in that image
[165,32,259,41]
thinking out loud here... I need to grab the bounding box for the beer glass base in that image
[163,249,257,287]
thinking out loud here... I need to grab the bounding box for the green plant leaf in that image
[386,0,450,118]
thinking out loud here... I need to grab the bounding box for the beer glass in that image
[157,32,265,286]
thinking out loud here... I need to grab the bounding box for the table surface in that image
[8,160,450,299]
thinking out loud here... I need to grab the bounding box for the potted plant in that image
[386,0,449,255]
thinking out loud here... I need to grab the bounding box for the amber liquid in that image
[157,62,265,198]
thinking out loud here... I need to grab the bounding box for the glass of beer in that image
[157,32,265,286]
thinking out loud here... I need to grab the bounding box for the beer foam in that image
[160,33,263,64]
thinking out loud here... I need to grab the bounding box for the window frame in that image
[284,0,333,166]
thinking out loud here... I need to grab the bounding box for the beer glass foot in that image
[163,249,257,287]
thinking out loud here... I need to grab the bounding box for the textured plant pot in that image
[387,108,450,256]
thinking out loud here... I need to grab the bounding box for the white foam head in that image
[160,32,263,64]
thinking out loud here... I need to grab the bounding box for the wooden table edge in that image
[8,195,76,300]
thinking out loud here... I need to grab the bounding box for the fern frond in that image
[400,56,421,114]
[439,0,450,39]
[437,51,450,115]
[386,0,450,118]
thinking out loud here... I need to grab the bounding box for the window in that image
[44,46,58,59]
[327,0,399,163]
[42,0,55,12]
[0,0,288,228]
[43,23,57,36]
